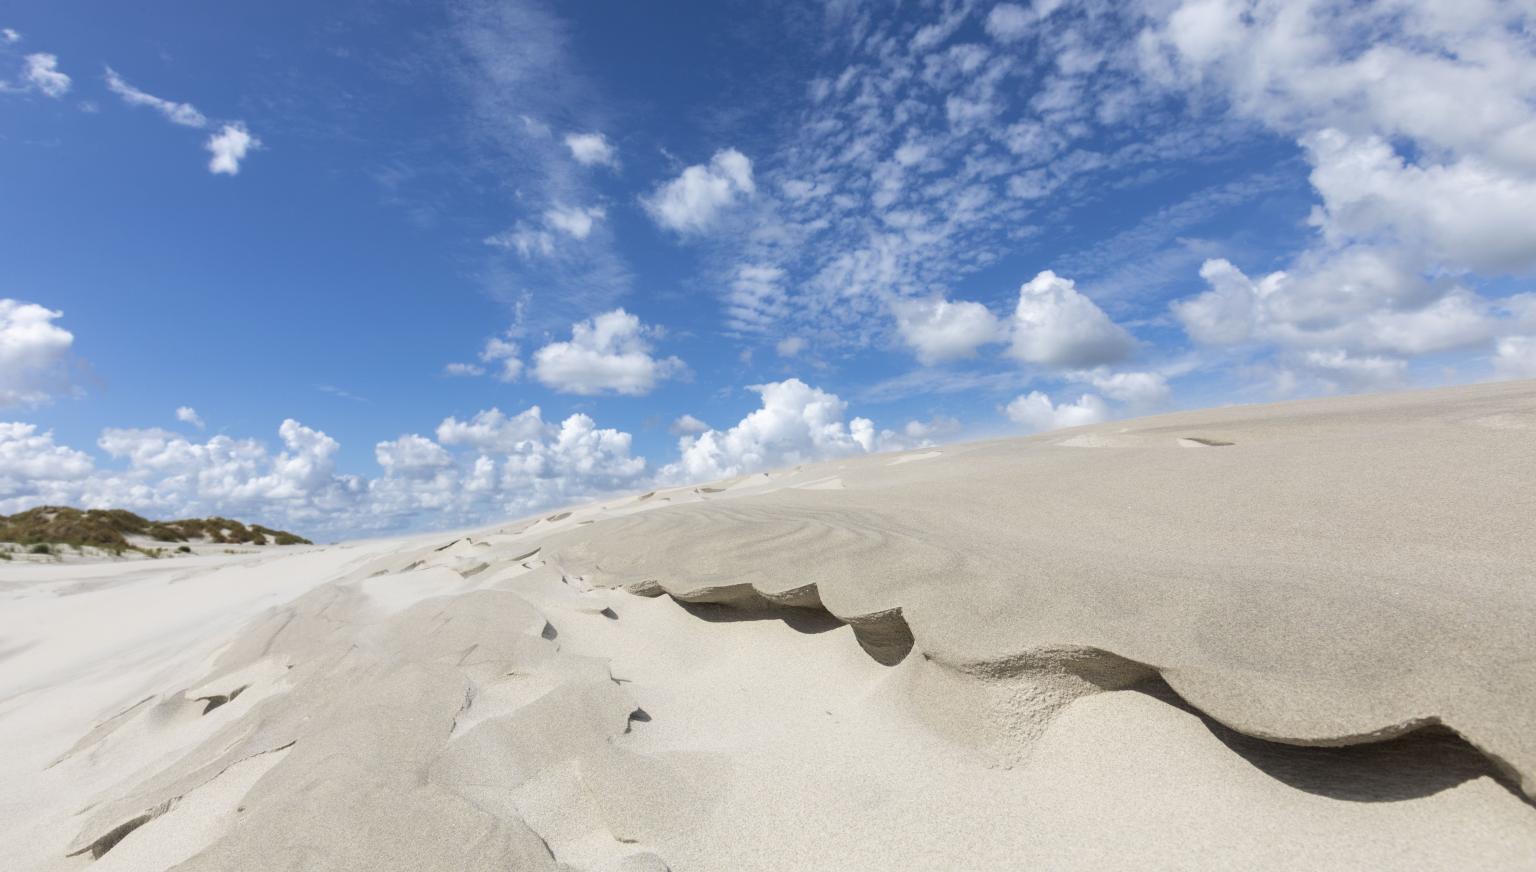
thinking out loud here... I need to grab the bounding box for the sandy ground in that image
[1,380,1533,870]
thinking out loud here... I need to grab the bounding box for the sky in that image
[3,0,1535,540]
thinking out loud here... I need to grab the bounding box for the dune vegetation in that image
[0,506,311,556]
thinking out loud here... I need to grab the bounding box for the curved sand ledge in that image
[0,379,1532,870]
[623,576,1526,793]
[548,378,1536,800]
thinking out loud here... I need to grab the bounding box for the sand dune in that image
[2,380,1534,870]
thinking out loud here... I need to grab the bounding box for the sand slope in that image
[1,380,1533,870]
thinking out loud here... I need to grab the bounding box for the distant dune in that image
[1,380,1533,870]
[0,507,311,562]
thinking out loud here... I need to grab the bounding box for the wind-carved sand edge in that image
[622,575,1533,801]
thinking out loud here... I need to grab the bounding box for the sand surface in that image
[1,380,1533,870]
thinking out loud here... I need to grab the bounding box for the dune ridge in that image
[2,379,1534,870]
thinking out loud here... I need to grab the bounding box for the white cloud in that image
[1009,271,1135,368]
[479,334,523,382]
[545,204,605,239]
[0,423,92,488]
[1173,255,1502,361]
[532,309,683,396]
[104,68,206,127]
[1291,349,1407,393]
[175,406,206,429]
[436,407,550,453]
[1005,391,1109,433]
[643,148,755,234]
[444,362,485,377]
[1080,370,1171,409]
[565,131,618,167]
[893,296,1006,364]
[206,123,259,175]
[902,415,962,441]
[668,414,711,436]
[23,53,69,98]
[2,28,20,44]
[661,378,887,482]
[1493,336,1536,380]
[374,434,454,478]
[0,299,73,408]
[1142,0,1536,391]
[1304,129,1536,275]
[985,4,1034,42]
[0,405,657,540]
[775,336,807,358]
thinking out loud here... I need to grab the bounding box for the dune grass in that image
[0,506,311,557]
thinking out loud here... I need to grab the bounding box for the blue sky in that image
[3,0,1535,538]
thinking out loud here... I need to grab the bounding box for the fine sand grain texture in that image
[1,380,1534,870]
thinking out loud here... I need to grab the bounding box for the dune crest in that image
[2,380,1534,870]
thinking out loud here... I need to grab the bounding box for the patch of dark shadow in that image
[1131,677,1530,806]
[369,569,389,578]
[599,607,618,620]
[541,622,559,640]
[459,562,490,579]
[84,813,152,859]
[197,684,249,715]
[636,492,655,501]
[697,486,726,494]
[579,520,595,526]
[1181,436,1235,446]
[625,708,652,734]
[662,582,915,665]
[70,796,177,859]
[510,548,541,562]
[402,560,423,571]
[546,512,572,522]
[675,601,846,637]
[433,539,460,552]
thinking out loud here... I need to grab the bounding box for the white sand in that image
[1,380,1533,870]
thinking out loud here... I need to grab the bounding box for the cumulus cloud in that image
[1009,271,1134,368]
[176,406,205,429]
[661,378,912,483]
[565,131,617,167]
[436,407,549,453]
[480,334,523,382]
[893,296,1006,364]
[1143,0,1536,389]
[374,434,453,478]
[668,414,710,436]
[1078,370,1171,409]
[545,204,605,239]
[2,28,20,44]
[23,53,69,97]
[1173,255,1502,363]
[0,407,650,540]
[902,415,962,441]
[1494,337,1536,380]
[206,123,259,175]
[446,331,523,381]
[1005,391,1108,433]
[104,68,206,127]
[487,205,607,258]
[643,148,755,234]
[532,309,683,395]
[0,423,92,488]
[0,299,74,408]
